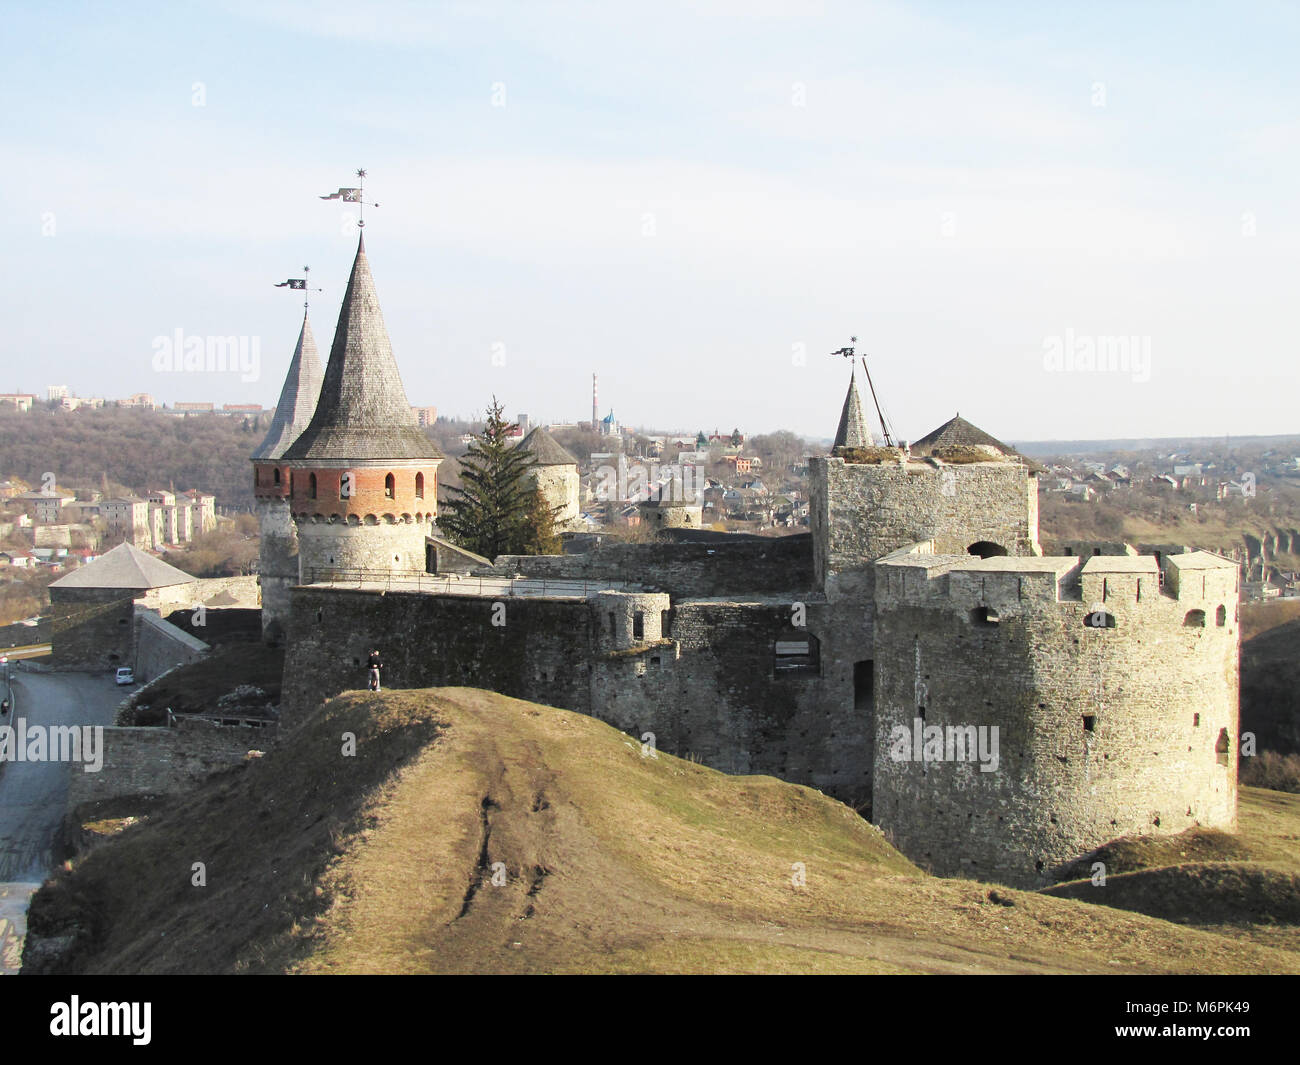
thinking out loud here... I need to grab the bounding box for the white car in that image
[115,667,135,686]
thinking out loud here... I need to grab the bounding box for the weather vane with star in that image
[320,168,381,227]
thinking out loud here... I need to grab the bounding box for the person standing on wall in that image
[367,649,383,693]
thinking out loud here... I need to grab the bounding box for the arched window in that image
[415,472,425,500]
[308,473,317,500]
[970,606,1000,626]
[385,472,395,499]
[1183,609,1206,627]
[1216,605,1227,627]
[1083,608,1116,629]
[273,468,281,486]
[968,541,1007,559]
[254,467,260,487]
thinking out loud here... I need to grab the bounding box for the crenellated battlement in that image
[876,545,1239,626]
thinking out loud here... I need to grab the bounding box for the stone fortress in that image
[254,233,1240,888]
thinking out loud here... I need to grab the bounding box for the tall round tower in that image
[251,311,323,641]
[275,233,443,580]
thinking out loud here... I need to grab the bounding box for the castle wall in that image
[47,588,135,671]
[134,611,209,683]
[872,552,1239,887]
[281,587,596,726]
[67,720,268,808]
[811,457,1039,600]
[588,598,872,805]
[281,584,874,806]
[481,536,812,598]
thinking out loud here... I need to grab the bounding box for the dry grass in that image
[23,691,1300,974]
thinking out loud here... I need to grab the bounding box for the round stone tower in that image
[275,233,443,581]
[251,311,323,641]
[517,425,581,530]
[871,550,1240,887]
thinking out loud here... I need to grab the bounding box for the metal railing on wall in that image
[300,568,644,599]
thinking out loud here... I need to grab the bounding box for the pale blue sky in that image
[3,1,1298,442]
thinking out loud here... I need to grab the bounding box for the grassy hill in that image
[24,688,1300,974]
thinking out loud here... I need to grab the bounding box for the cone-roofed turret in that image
[252,311,324,460]
[517,425,578,466]
[282,233,442,462]
[832,368,874,451]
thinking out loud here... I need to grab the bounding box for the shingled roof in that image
[251,311,323,460]
[517,426,578,466]
[282,234,443,463]
[832,369,874,451]
[49,542,196,590]
[910,414,1041,469]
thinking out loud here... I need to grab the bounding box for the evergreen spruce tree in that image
[439,398,558,558]
[520,486,562,555]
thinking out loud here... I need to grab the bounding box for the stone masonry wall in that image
[811,457,1039,600]
[872,551,1239,887]
[47,589,135,671]
[257,498,299,640]
[134,611,209,683]
[296,518,431,579]
[482,536,813,598]
[527,464,580,528]
[282,587,596,725]
[282,584,874,806]
[67,721,267,808]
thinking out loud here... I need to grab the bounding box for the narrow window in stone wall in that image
[1194,713,1200,727]
[273,467,281,486]
[385,473,395,499]
[1216,605,1227,626]
[1183,609,1205,627]
[661,609,671,637]
[633,612,644,639]
[309,473,317,500]
[608,612,616,636]
[1216,728,1230,766]
[1082,714,1095,733]
[854,660,874,710]
[416,472,425,500]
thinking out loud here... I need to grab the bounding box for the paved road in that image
[0,670,123,974]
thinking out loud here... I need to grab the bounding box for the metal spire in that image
[830,335,894,447]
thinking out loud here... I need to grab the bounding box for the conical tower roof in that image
[252,311,324,460]
[910,413,1042,470]
[911,414,1012,456]
[282,234,443,462]
[50,542,195,590]
[517,426,578,466]
[832,368,874,450]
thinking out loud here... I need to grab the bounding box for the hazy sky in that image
[4,1,1297,443]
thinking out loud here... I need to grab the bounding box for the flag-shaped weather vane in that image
[321,167,380,227]
[274,265,324,310]
[830,334,895,447]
